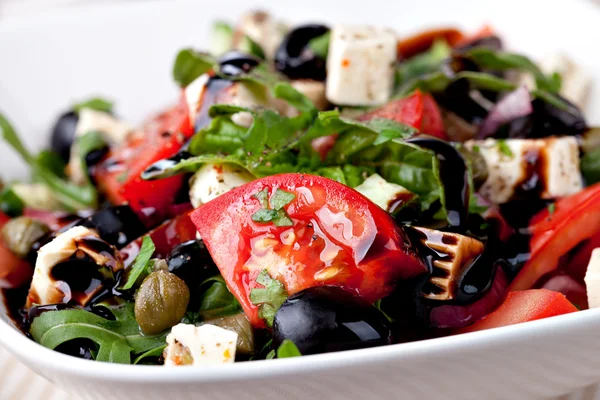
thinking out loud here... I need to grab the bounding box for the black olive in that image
[218,51,261,77]
[275,24,329,81]
[167,240,219,289]
[50,111,79,162]
[456,35,503,52]
[75,206,146,249]
[55,339,97,360]
[85,145,109,169]
[405,137,470,230]
[272,286,392,355]
[434,78,489,123]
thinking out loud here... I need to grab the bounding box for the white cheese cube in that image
[26,226,124,308]
[184,73,211,127]
[235,11,287,60]
[466,137,582,204]
[164,324,238,366]
[189,163,254,208]
[517,53,591,108]
[326,25,397,106]
[291,80,328,111]
[585,249,600,309]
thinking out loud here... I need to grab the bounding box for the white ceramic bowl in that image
[1,1,600,399]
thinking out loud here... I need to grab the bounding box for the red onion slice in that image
[478,86,533,139]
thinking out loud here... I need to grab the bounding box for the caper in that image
[205,313,255,354]
[2,216,50,258]
[134,270,190,335]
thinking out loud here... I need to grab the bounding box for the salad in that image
[0,10,597,366]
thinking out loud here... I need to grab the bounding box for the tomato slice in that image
[191,174,427,327]
[120,211,198,266]
[510,183,600,291]
[93,92,194,224]
[460,289,577,333]
[0,211,32,288]
[359,91,446,139]
[397,27,464,59]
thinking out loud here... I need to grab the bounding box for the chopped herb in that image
[472,145,481,153]
[251,208,279,223]
[270,189,296,210]
[72,97,114,114]
[121,236,156,290]
[249,269,288,327]
[253,188,269,208]
[251,188,296,227]
[497,140,513,157]
[307,30,331,59]
[547,203,556,215]
[276,340,302,358]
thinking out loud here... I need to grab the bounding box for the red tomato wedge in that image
[460,289,577,333]
[397,27,464,59]
[359,91,447,139]
[191,174,427,327]
[93,92,194,223]
[0,212,32,288]
[510,183,600,291]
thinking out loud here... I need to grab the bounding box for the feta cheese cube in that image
[189,163,254,208]
[585,249,600,309]
[184,73,211,127]
[326,25,397,106]
[26,226,124,308]
[164,324,238,366]
[466,137,582,204]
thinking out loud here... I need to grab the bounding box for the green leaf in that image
[0,113,34,163]
[266,350,276,359]
[270,189,295,210]
[253,188,269,208]
[251,208,279,223]
[239,35,266,60]
[133,345,166,365]
[249,269,288,327]
[307,30,331,59]
[0,187,24,217]
[36,150,67,178]
[72,97,114,114]
[497,139,513,157]
[210,21,234,56]
[276,339,302,358]
[173,49,216,87]
[30,304,167,365]
[197,275,241,319]
[465,47,561,92]
[121,236,156,290]
[396,39,451,87]
[582,147,600,185]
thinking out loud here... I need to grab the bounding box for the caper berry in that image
[134,270,190,335]
[2,216,50,258]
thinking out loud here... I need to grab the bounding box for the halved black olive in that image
[167,239,219,289]
[218,51,261,77]
[55,339,97,360]
[272,286,392,355]
[50,111,79,162]
[275,24,329,81]
[75,205,146,249]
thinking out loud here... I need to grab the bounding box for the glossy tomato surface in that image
[191,174,427,327]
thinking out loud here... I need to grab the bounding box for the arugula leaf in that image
[465,47,561,92]
[249,269,288,327]
[197,275,242,319]
[0,187,24,217]
[30,303,167,364]
[276,340,302,358]
[582,147,600,185]
[36,150,67,178]
[173,49,216,87]
[133,345,166,365]
[308,30,331,59]
[239,35,266,60]
[266,350,276,359]
[396,40,451,86]
[72,97,114,114]
[121,236,156,290]
[0,113,34,163]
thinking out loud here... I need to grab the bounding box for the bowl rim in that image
[1,307,598,382]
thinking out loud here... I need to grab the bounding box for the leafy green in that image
[36,150,67,178]
[251,188,296,227]
[582,147,600,185]
[133,345,167,365]
[249,270,288,327]
[464,47,561,92]
[30,303,167,364]
[276,340,302,358]
[0,187,24,217]
[396,40,451,86]
[72,97,114,114]
[0,113,98,210]
[121,236,156,290]
[197,275,242,319]
[239,35,266,60]
[308,31,331,59]
[172,49,216,87]
[497,140,513,157]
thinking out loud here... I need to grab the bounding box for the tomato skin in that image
[510,183,600,291]
[191,174,427,327]
[93,92,194,224]
[460,289,577,333]
[0,212,32,288]
[359,91,447,139]
[397,27,464,59]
